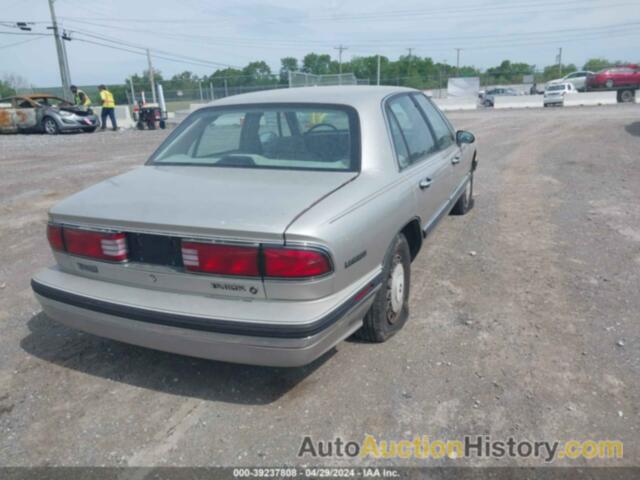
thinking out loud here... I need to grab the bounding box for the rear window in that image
[547,85,566,91]
[149,104,360,172]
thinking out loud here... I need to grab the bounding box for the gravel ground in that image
[0,106,638,468]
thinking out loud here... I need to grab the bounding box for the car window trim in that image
[385,105,412,168]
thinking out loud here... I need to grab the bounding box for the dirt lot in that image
[0,105,638,468]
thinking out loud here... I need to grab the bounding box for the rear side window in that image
[386,95,436,168]
[413,94,455,151]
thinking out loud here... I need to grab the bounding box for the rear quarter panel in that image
[283,172,415,295]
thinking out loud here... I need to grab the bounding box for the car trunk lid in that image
[50,165,356,241]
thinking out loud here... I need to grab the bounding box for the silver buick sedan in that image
[31,86,477,367]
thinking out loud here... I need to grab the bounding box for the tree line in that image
[0,55,634,102]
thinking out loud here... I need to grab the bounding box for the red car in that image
[587,65,640,101]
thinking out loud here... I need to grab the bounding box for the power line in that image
[0,36,44,49]
[59,16,640,49]
[66,28,242,69]
[69,37,240,70]
[0,30,51,36]
[51,0,631,25]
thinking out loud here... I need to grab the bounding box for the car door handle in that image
[419,178,432,190]
[451,154,461,165]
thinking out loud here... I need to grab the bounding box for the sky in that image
[1,0,639,87]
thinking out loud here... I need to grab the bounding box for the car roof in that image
[207,86,418,109]
[26,94,67,100]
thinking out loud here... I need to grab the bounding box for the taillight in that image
[47,224,64,251]
[181,242,259,276]
[263,248,332,278]
[63,228,128,262]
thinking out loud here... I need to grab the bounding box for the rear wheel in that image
[355,234,411,342]
[42,117,58,135]
[450,173,474,215]
[618,89,635,103]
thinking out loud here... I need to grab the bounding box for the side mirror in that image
[456,130,475,145]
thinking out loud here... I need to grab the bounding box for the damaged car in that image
[0,94,99,134]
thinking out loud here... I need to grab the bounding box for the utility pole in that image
[406,48,414,59]
[376,54,381,86]
[128,76,136,105]
[47,0,71,99]
[455,48,462,75]
[442,59,448,98]
[60,29,72,88]
[557,47,563,76]
[146,48,157,104]
[334,44,348,75]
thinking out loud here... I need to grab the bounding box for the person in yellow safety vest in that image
[70,85,91,111]
[98,84,117,131]
[309,111,327,126]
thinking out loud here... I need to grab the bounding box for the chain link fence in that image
[15,71,545,113]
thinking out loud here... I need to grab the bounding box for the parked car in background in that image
[0,94,99,134]
[586,65,640,102]
[480,87,520,107]
[31,86,478,367]
[548,71,593,91]
[544,82,578,106]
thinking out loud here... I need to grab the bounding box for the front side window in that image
[386,95,436,168]
[149,104,359,172]
[413,94,455,150]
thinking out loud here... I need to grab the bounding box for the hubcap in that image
[389,262,405,315]
[45,120,55,134]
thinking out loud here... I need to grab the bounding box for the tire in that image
[355,234,411,342]
[136,122,145,130]
[450,172,474,215]
[159,120,166,129]
[619,89,634,103]
[42,117,59,135]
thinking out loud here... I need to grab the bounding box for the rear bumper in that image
[31,267,380,367]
